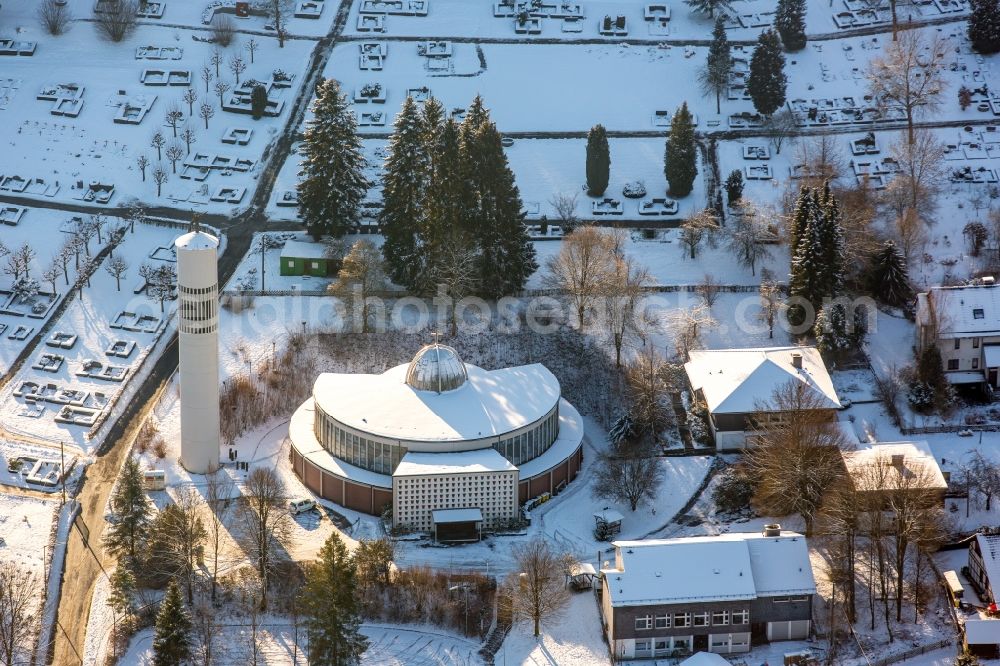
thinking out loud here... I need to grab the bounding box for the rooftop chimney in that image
[891,453,905,468]
[763,524,781,537]
[791,353,803,370]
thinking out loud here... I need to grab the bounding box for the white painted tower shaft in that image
[175,230,221,474]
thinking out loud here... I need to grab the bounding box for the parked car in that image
[289,498,317,514]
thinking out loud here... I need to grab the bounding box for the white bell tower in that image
[174,227,221,474]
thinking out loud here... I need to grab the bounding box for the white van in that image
[289,498,317,515]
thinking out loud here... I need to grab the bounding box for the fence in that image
[223,283,786,299]
[869,637,957,666]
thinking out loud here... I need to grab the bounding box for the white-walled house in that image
[917,282,1000,389]
[684,347,841,451]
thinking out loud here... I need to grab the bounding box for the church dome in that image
[405,343,468,393]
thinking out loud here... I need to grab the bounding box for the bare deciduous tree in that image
[152,165,168,197]
[136,153,149,181]
[246,38,259,64]
[602,252,651,368]
[201,63,214,93]
[205,471,233,603]
[625,343,673,442]
[165,104,184,138]
[501,539,572,637]
[728,199,774,276]
[758,273,783,339]
[884,129,946,223]
[331,239,388,334]
[105,256,129,291]
[213,80,231,108]
[678,208,718,259]
[210,48,223,78]
[150,130,166,161]
[592,445,665,510]
[764,108,797,155]
[199,102,215,129]
[269,0,294,47]
[794,134,845,188]
[744,381,850,534]
[547,192,579,233]
[665,303,717,359]
[165,142,184,173]
[180,125,197,155]
[866,30,947,145]
[697,273,722,308]
[893,206,927,262]
[0,562,39,666]
[182,87,198,116]
[543,226,616,327]
[238,467,293,610]
[229,54,246,85]
[426,234,480,336]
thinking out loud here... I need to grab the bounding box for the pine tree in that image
[380,96,429,290]
[103,455,150,566]
[788,185,846,326]
[684,0,733,18]
[153,581,192,666]
[815,302,858,357]
[775,0,807,52]
[664,102,698,197]
[464,119,537,297]
[747,29,787,117]
[701,17,732,114]
[866,240,912,307]
[969,0,1000,54]
[585,124,611,196]
[300,532,369,666]
[297,78,369,240]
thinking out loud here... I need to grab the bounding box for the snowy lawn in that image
[499,591,610,666]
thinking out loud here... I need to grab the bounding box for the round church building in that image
[288,343,585,539]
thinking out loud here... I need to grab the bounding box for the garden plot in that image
[0,221,186,453]
[0,22,313,214]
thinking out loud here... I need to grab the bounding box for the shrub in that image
[251,84,268,120]
[95,0,137,42]
[712,467,755,515]
[211,13,235,46]
[39,0,71,36]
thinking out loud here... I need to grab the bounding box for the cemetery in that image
[0,205,27,226]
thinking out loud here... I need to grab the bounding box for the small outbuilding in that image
[431,508,483,543]
[279,240,332,277]
[965,619,1000,658]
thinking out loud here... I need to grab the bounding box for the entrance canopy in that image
[432,508,483,543]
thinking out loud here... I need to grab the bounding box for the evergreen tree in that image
[153,581,192,666]
[775,0,807,52]
[464,119,537,297]
[664,102,698,198]
[816,182,846,296]
[107,566,137,621]
[788,185,813,260]
[300,532,368,666]
[684,0,733,18]
[815,302,865,358]
[866,240,912,307]
[380,96,429,290]
[297,78,369,240]
[747,29,787,117]
[700,17,732,114]
[422,117,470,293]
[585,124,611,196]
[969,0,1000,54]
[724,169,743,206]
[103,455,150,566]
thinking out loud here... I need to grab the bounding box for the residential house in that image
[840,441,949,506]
[684,347,841,450]
[916,281,1000,389]
[279,240,332,277]
[969,533,1000,604]
[599,526,816,660]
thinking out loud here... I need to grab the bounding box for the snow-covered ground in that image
[500,592,610,666]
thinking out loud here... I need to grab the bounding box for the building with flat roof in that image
[288,343,585,538]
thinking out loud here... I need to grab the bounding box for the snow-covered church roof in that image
[684,346,840,414]
[313,348,561,443]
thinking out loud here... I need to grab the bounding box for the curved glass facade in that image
[313,401,560,475]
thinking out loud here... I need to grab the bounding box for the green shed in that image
[279,240,331,277]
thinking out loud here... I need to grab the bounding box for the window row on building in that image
[314,403,560,474]
[491,406,559,466]
[179,297,218,323]
[635,609,749,631]
[179,283,217,295]
[180,322,218,335]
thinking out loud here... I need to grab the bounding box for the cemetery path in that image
[331,12,968,47]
